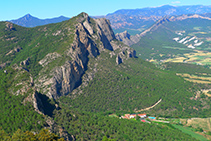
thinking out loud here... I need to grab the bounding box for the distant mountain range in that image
[108,5,211,16]
[8,5,211,32]
[99,5,211,34]
[10,14,69,27]
[115,13,211,46]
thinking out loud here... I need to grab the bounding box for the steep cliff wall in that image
[35,13,136,99]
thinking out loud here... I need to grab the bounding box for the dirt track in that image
[134,99,162,112]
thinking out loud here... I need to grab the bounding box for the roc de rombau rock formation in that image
[35,13,136,100]
[2,13,136,115]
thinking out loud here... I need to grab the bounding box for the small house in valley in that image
[121,113,147,119]
[138,114,147,118]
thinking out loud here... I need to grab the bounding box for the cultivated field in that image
[176,73,211,84]
[180,118,211,131]
[164,50,211,65]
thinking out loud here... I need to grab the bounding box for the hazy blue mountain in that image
[108,5,211,16]
[10,14,69,27]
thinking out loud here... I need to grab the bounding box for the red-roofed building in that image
[129,114,137,119]
[141,120,146,122]
[121,113,147,119]
[122,114,130,119]
[138,113,147,118]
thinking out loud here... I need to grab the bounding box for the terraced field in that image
[164,50,211,65]
[176,73,211,84]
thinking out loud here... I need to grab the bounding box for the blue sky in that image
[1,0,211,21]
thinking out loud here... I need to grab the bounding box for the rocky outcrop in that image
[116,55,123,64]
[58,126,73,141]
[115,46,136,65]
[94,18,115,51]
[127,49,136,58]
[32,91,45,115]
[115,31,141,46]
[6,46,22,56]
[20,57,30,66]
[5,22,15,30]
[14,46,22,52]
[95,18,116,41]
[39,52,61,67]
[83,19,94,35]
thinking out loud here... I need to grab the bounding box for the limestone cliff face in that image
[35,13,136,99]
[95,18,116,41]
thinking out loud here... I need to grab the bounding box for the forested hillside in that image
[0,64,199,140]
[52,106,198,140]
[0,70,46,133]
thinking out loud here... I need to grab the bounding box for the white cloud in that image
[171,1,181,4]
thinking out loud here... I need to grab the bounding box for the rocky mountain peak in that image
[34,13,135,99]
[75,12,90,23]
[25,14,32,18]
[19,14,37,21]
[10,14,69,27]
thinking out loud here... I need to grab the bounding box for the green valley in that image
[132,15,211,64]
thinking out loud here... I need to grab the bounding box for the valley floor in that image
[110,114,211,141]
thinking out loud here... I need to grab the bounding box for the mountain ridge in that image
[116,13,211,46]
[130,12,211,64]
[98,5,211,35]
[10,14,69,27]
[107,5,211,16]
[8,5,211,31]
